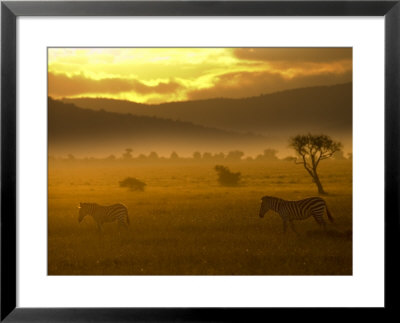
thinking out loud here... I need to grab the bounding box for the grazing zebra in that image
[259,196,333,233]
[78,202,130,231]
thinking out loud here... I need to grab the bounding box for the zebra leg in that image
[289,220,299,235]
[320,221,327,231]
[96,222,103,233]
[282,220,288,233]
[117,220,129,235]
[313,214,326,231]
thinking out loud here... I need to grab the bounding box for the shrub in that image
[214,165,241,186]
[119,177,146,191]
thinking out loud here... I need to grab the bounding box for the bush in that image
[214,165,241,186]
[119,177,146,191]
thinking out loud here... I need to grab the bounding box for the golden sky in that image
[48,48,352,104]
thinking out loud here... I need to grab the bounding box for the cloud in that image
[233,48,352,64]
[48,72,182,97]
[187,70,352,100]
[186,48,353,100]
[131,79,182,95]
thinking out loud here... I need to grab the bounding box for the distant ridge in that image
[48,98,268,156]
[62,82,352,136]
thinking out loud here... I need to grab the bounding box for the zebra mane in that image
[261,196,283,201]
[81,202,98,207]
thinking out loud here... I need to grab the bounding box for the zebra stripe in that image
[78,202,130,230]
[259,196,333,233]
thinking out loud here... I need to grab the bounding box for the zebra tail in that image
[325,204,334,223]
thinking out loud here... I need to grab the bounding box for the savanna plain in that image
[48,159,352,275]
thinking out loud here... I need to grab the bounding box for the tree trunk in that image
[312,172,326,195]
[301,161,327,195]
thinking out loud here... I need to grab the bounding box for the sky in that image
[48,48,352,104]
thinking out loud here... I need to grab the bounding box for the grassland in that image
[48,160,352,275]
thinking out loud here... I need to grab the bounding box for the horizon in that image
[52,81,353,106]
[48,48,352,104]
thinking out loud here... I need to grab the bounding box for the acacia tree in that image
[289,134,342,194]
[122,148,133,160]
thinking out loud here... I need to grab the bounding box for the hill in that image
[48,98,268,156]
[62,82,352,136]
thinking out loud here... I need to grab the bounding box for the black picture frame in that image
[1,1,399,321]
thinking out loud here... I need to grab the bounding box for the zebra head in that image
[259,196,271,218]
[78,202,88,223]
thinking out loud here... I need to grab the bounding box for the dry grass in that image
[48,160,352,275]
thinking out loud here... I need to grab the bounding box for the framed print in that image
[1,0,399,321]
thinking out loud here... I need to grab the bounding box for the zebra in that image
[258,196,333,233]
[78,202,130,231]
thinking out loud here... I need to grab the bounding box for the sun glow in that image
[48,48,352,104]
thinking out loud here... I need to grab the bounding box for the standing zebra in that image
[78,202,130,231]
[259,196,333,233]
